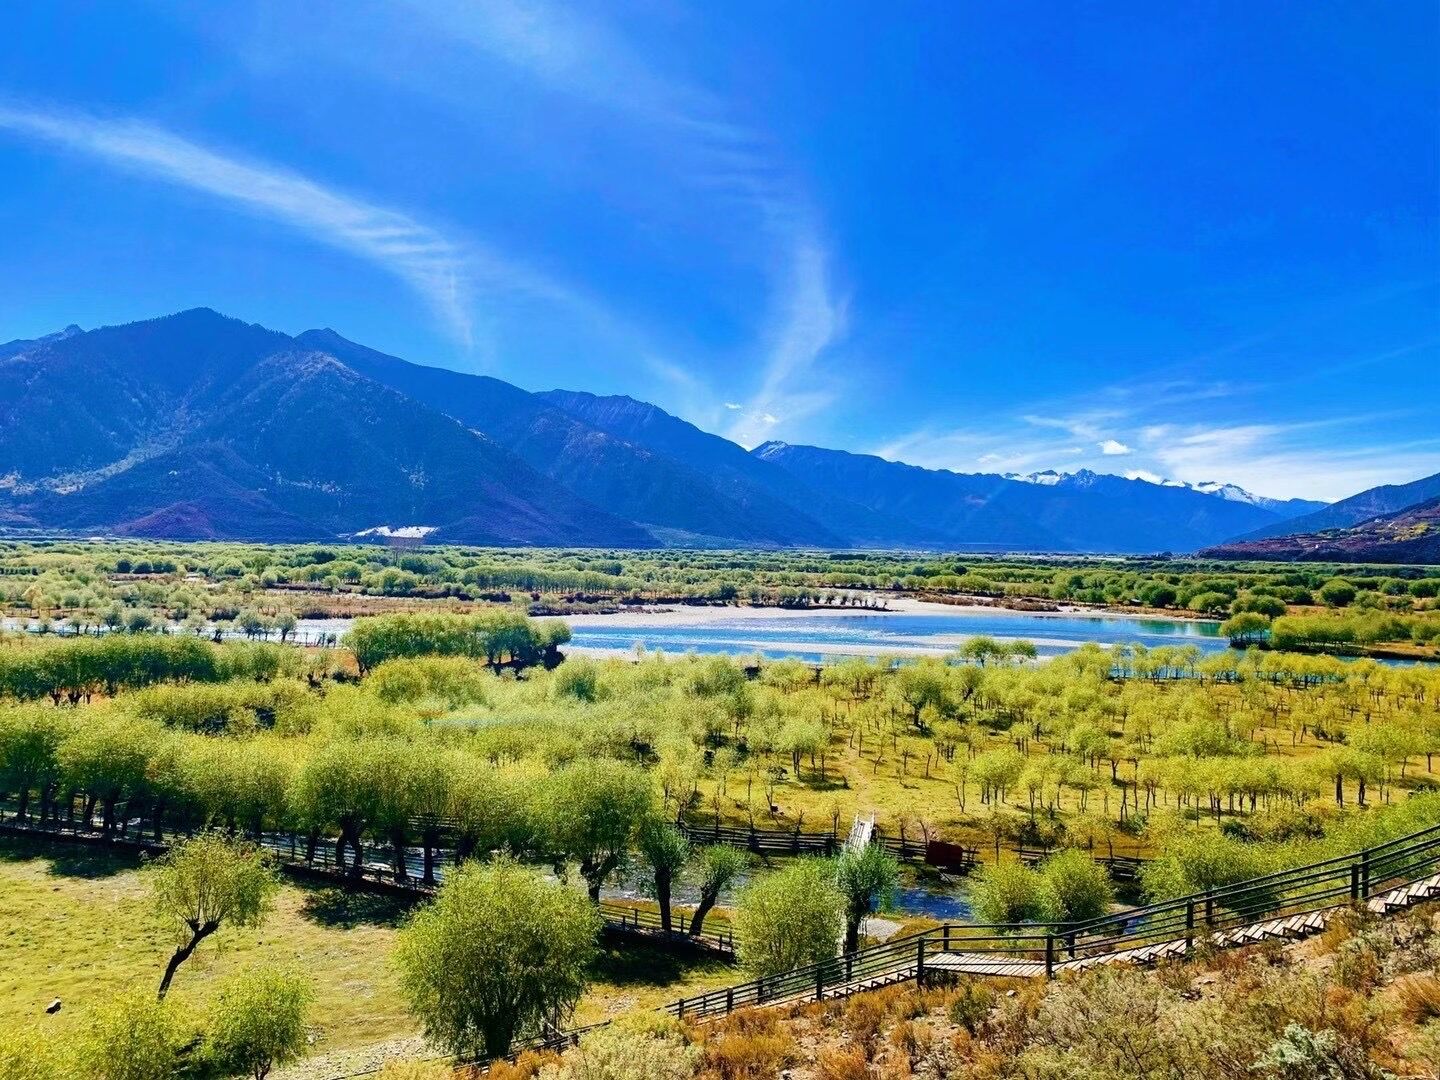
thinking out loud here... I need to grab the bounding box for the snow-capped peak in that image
[1005,469,1064,486]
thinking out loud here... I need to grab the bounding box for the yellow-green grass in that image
[0,837,413,1055]
[0,838,741,1055]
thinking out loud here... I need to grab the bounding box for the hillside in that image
[1202,496,1440,564]
[0,308,1353,551]
[1231,470,1440,543]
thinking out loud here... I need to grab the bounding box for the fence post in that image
[1350,863,1362,902]
[816,965,825,1001]
[726,986,734,1014]
[943,924,951,952]
[917,937,926,984]
[1044,934,1054,978]
[1360,851,1370,899]
[1185,899,1196,951]
[1066,931,1076,959]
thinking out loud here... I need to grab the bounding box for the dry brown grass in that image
[1394,973,1440,1024]
[814,1044,871,1080]
[700,1009,796,1080]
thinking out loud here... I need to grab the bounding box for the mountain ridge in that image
[0,308,1386,554]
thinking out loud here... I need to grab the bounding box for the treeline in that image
[0,634,298,704]
[1223,610,1440,651]
[342,610,571,673]
[4,541,1436,636]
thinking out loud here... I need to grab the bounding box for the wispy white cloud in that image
[397,0,844,441]
[0,100,479,346]
[1137,420,1440,501]
[864,373,1440,501]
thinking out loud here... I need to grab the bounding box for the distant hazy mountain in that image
[1006,470,1325,517]
[1228,471,1440,544]
[0,308,1360,552]
[758,445,1286,553]
[1203,496,1440,564]
[536,391,942,548]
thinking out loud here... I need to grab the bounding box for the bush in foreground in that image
[395,857,601,1060]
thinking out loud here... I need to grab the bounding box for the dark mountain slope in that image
[0,309,292,482]
[0,324,81,361]
[1202,496,1440,564]
[191,351,651,546]
[295,330,826,545]
[538,392,940,548]
[20,443,326,540]
[1,314,650,546]
[755,443,1281,553]
[1230,472,1440,543]
[752,442,1056,550]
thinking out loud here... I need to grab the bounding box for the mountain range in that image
[0,308,1396,554]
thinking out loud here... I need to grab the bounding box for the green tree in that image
[0,1025,71,1080]
[394,858,600,1060]
[1319,579,1357,608]
[148,832,279,999]
[834,843,900,953]
[636,817,691,933]
[205,965,314,1080]
[687,845,747,939]
[734,860,843,977]
[1221,612,1271,647]
[970,860,1055,925]
[544,760,653,901]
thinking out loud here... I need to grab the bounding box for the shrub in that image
[702,1010,795,1080]
[946,979,995,1036]
[813,1045,869,1080]
[537,1024,700,1080]
[969,860,1056,925]
[1395,974,1440,1025]
[204,964,314,1079]
[1250,1023,1386,1079]
[734,860,843,977]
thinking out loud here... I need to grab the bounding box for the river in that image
[558,600,1226,662]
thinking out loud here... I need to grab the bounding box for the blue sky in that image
[0,2,1436,501]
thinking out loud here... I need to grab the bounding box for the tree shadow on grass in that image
[0,835,143,880]
[296,882,419,930]
[589,942,732,990]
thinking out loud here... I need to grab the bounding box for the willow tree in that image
[149,832,278,999]
[395,858,600,1060]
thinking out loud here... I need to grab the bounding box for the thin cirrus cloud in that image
[0,99,534,349]
[398,0,844,443]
